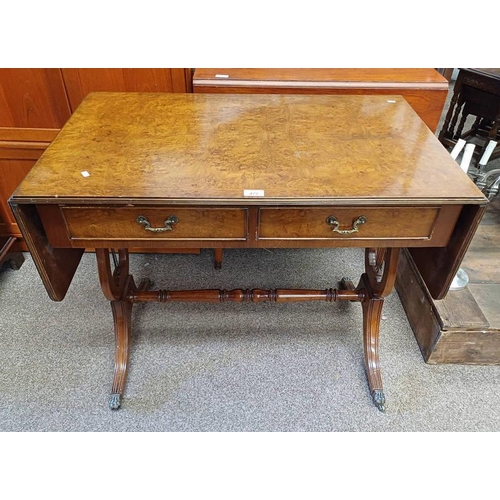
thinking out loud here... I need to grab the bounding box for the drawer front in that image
[258,207,443,241]
[62,207,248,241]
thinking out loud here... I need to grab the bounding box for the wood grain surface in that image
[0,158,38,237]
[61,69,191,111]
[258,206,442,239]
[12,92,484,205]
[0,69,71,129]
[62,206,248,240]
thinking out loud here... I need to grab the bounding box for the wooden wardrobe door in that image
[61,69,192,111]
[0,69,71,130]
[0,158,38,236]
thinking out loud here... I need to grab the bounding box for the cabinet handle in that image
[136,215,179,232]
[326,215,367,235]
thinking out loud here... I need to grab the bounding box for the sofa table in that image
[9,92,487,411]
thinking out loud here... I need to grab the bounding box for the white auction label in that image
[243,189,264,197]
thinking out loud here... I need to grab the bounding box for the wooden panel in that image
[0,69,71,128]
[395,249,444,362]
[129,247,200,254]
[410,204,488,300]
[0,158,38,235]
[401,91,447,133]
[258,206,450,242]
[468,284,500,329]
[60,207,248,241]
[176,69,193,93]
[10,204,84,301]
[12,93,485,205]
[61,69,190,111]
[0,145,48,160]
[433,286,489,330]
[0,213,7,240]
[0,127,60,142]
[427,330,500,365]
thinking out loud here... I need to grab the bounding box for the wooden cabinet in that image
[0,68,192,260]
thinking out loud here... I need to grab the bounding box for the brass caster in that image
[372,390,386,412]
[109,393,122,410]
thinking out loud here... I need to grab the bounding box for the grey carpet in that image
[1,248,500,431]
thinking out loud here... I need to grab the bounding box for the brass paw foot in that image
[372,389,386,412]
[109,393,122,410]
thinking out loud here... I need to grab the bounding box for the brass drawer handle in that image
[136,215,179,232]
[326,215,367,235]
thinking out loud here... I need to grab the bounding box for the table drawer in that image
[258,207,451,242]
[62,207,248,241]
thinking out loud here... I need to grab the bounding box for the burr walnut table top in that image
[13,92,483,205]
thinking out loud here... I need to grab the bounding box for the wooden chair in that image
[438,68,500,167]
